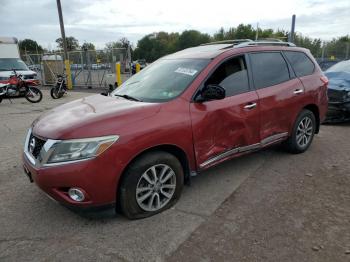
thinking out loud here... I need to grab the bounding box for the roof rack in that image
[201,39,253,46]
[255,38,284,42]
[235,41,296,48]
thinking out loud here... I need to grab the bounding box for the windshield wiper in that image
[114,94,142,102]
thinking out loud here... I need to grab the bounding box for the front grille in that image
[328,89,345,102]
[28,134,46,158]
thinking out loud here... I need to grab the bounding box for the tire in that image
[25,87,42,103]
[284,109,316,154]
[50,88,63,99]
[119,151,184,219]
[50,87,59,99]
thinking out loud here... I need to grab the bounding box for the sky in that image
[0,0,349,50]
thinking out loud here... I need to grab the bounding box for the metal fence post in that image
[136,63,141,73]
[321,41,325,62]
[116,63,122,86]
[65,60,73,89]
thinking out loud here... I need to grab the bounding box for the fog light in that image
[68,188,85,202]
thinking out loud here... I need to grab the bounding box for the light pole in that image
[288,14,296,43]
[56,0,73,89]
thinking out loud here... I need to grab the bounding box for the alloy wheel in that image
[136,164,176,212]
[296,116,313,148]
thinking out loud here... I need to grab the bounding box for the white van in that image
[0,37,38,81]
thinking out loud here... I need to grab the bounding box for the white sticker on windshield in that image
[175,67,198,76]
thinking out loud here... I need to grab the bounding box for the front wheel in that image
[284,109,316,154]
[25,87,42,103]
[119,151,184,219]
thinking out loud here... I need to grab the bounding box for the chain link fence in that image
[314,41,350,70]
[23,48,130,88]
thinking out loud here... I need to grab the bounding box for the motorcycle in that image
[0,70,42,103]
[50,74,67,99]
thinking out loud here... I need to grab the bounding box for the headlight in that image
[47,135,119,164]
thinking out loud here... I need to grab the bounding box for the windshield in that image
[112,58,210,102]
[326,60,350,73]
[0,58,29,71]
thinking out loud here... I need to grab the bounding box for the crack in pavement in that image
[3,123,13,133]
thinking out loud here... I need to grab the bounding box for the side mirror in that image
[197,84,225,102]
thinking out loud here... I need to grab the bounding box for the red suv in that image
[23,41,328,219]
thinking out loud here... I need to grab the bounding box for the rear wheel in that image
[119,151,184,219]
[50,87,63,99]
[284,109,316,154]
[25,87,42,103]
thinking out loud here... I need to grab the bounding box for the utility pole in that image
[56,0,73,89]
[255,23,259,41]
[56,0,67,60]
[288,14,296,43]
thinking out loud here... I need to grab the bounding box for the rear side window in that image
[249,52,290,89]
[284,51,315,77]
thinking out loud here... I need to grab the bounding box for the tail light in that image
[320,76,329,85]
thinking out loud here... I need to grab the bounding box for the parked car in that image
[23,41,328,219]
[131,59,147,74]
[28,64,41,72]
[70,64,82,70]
[324,60,350,122]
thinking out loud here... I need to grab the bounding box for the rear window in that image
[284,51,315,77]
[249,52,290,89]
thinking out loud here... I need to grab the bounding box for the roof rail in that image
[201,39,253,46]
[256,38,284,42]
[235,41,296,48]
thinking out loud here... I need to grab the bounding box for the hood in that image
[325,71,350,91]
[0,70,36,78]
[32,94,161,139]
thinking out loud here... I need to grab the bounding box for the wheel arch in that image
[116,144,191,204]
[303,104,320,134]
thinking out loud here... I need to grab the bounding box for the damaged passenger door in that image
[190,55,260,169]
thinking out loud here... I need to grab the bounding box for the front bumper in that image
[22,131,122,209]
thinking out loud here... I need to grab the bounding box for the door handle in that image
[294,89,304,94]
[244,102,257,110]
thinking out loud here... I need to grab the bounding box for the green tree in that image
[55,36,79,51]
[133,32,180,61]
[177,30,210,50]
[81,42,95,50]
[213,27,225,41]
[294,34,322,57]
[18,39,43,54]
[234,24,256,39]
[105,38,131,49]
[322,35,350,60]
[132,24,349,62]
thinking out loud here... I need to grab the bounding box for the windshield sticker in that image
[175,67,198,76]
